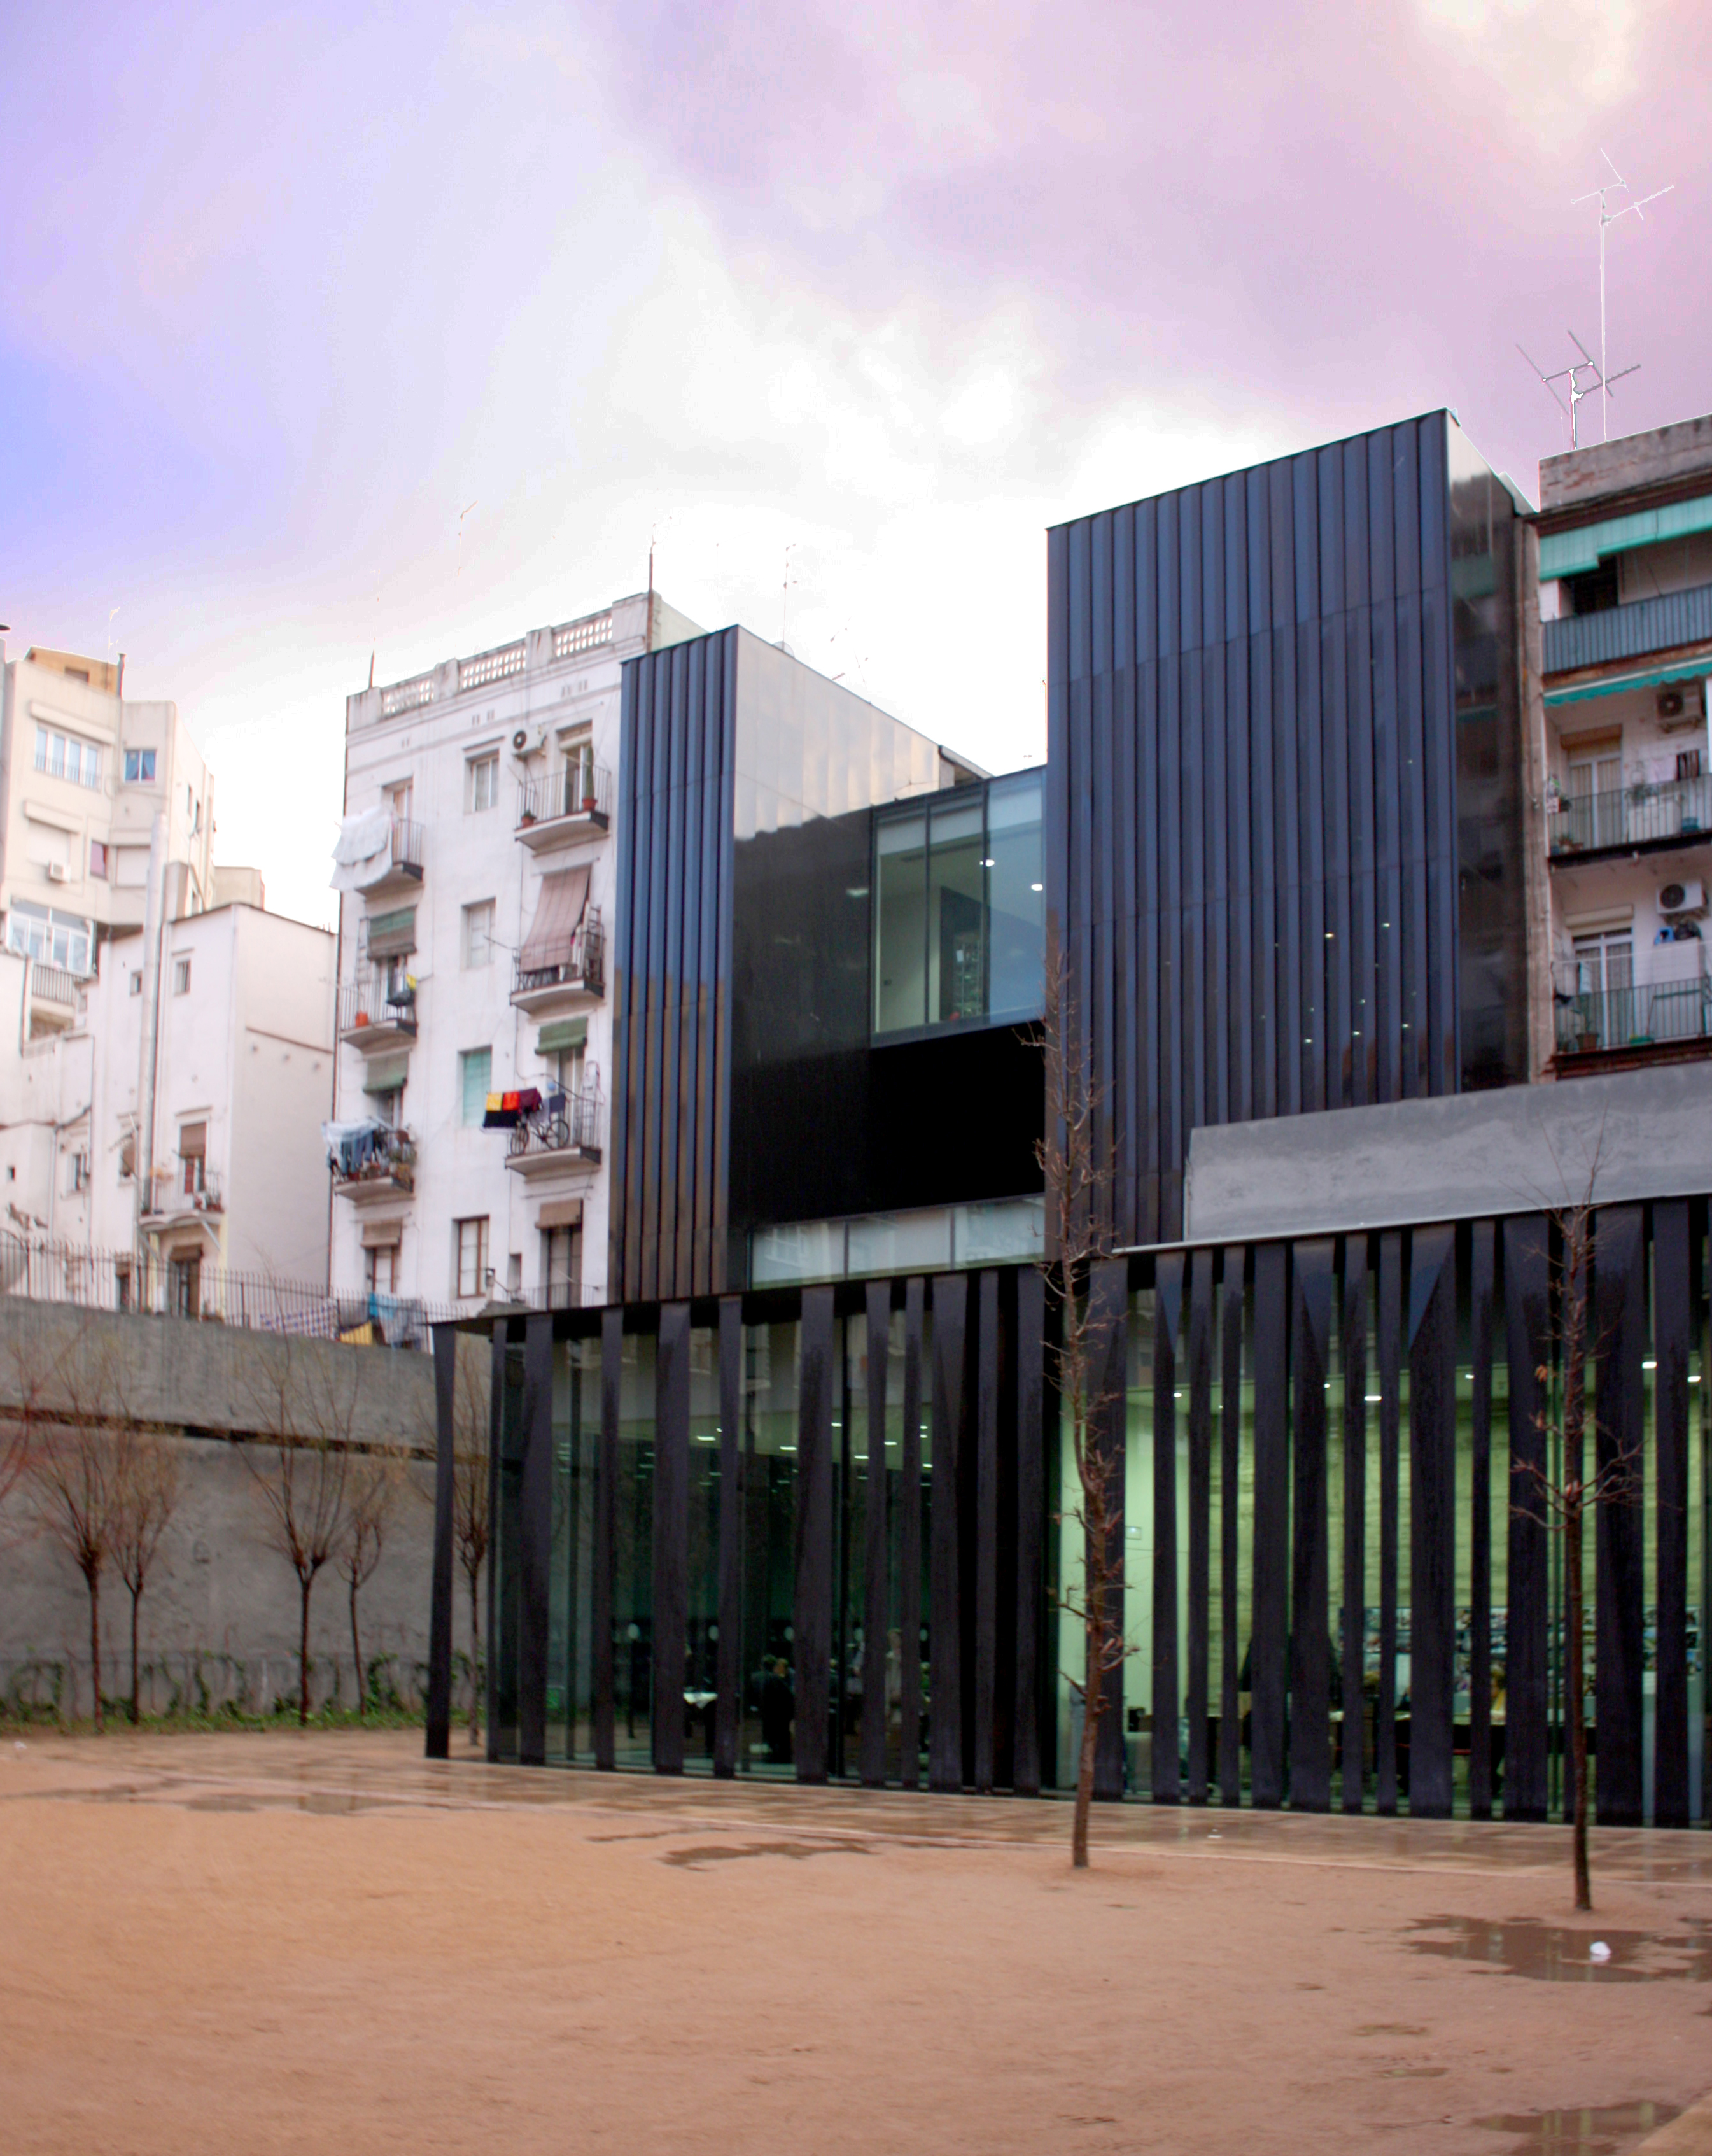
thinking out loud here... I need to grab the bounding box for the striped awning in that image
[538,1017,588,1055]
[519,865,589,972]
[366,906,417,959]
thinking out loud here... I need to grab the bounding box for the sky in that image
[1,0,1708,927]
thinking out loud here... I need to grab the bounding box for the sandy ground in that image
[1,1731,1709,2155]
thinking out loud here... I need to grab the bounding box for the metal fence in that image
[1554,973,1712,1057]
[1547,772,1712,856]
[0,1234,456,1348]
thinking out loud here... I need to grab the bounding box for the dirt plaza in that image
[1,1730,1709,2155]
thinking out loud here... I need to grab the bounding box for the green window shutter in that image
[537,1017,588,1055]
[460,1047,492,1125]
[366,906,417,959]
[361,1053,410,1096]
[1539,493,1712,580]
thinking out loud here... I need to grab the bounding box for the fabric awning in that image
[519,864,589,972]
[360,1218,404,1250]
[361,1053,410,1096]
[537,1017,588,1055]
[365,906,417,959]
[537,1198,584,1230]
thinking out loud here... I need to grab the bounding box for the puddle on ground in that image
[662,1840,871,1869]
[1475,2101,1678,2153]
[1408,1916,1712,1983]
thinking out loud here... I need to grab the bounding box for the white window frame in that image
[462,899,496,970]
[455,1216,490,1300]
[467,754,499,813]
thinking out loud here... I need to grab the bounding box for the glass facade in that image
[752,1195,1044,1287]
[873,772,1045,1038]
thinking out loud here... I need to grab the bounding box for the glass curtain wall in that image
[739,1320,801,1773]
[612,1333,657,1769]
[549,1338,600,1762]
[686,1327,721,1767]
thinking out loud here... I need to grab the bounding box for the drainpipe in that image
[134,812,167,1260]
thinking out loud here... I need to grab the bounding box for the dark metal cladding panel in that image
[1153,1253,1184,1803]
[899,1278,926,1791]
[974,1270,1000,1794]
[1250,631,1277,1122]
[1226,635,1254,1127]
[1407,1225,1457,1818]
[929,1272,968,1792]
[1347,609,1377,1105]
[1088,1258,1130,1801]
[860,1281,892,1787]
[1375,1232,1403,1812]
[1219,1248,1245,1802]
[594,1309,622,1769]
[1289,1239,1335,1812]
[673,639,705,1297]
[1158,491,1181,659]
[1594,1205,1646,1826]
[1117,661,1140,1239]
[1250,1241,1289,1808]
[711,631,739,1290]
[1653,1201,1692,1828]
[1013,1267,1047,1797]
[1318,440,1344,618]
[794,1286,836,1784]
[517,1314,555,1768]
[1134,493,1159,663]
[714,1296,743,1776]
[657,648,687,1302]
[1273,623,1301,1122]
[425,1325,458,1759]
[652,1303,690,1773]
[618,664,651,1296]
[1186,1249,1216,1803]
[1321,614,1352,1108]
[639,658,671,1297]
[1468,1220,1496,1819]
[1340,1241,1369,1810]
[1297,621,1326,1116]
[1503,1215,1550,1820]
[608,668,638,1297]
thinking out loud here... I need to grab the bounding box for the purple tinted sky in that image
[2,1,1706,922]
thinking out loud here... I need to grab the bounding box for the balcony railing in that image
[30,962,79,1008]
[1554,968,1712,1059]
[505,1089,604,1169]
[338,975,419,1042]
[511,912,605,1003]
[1547,773,1712,857]
[330,1125,416,1195]
[143,1163,223,1218]
[1543,578,1712,677]
[516,762,613,833]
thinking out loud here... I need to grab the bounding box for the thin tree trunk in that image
[468,1564,481,1746]
[299,1574,312,1726]
[88,1570,103,1734]
[350,1577,365,1721]
[1563,1224,1592,1912]
[130,1587,142,1726]
[1567,1499,1591,1910]
[1073,1623,1100,1868]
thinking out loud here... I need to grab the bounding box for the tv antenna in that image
[1517,332,1636,452]
[1572,149,1672,441]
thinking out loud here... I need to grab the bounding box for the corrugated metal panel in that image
[1543,580,1712,676]
[1540,493,1712,579]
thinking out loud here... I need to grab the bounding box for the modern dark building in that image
[428,411,1712,1832]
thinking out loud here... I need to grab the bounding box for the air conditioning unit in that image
[1659,683,1708,733]
[46,862,69,884]
[510,724,549,758]
[1659,880,1704,915]
[510,727,530,754]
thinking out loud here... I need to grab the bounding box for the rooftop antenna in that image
[1572,148,1672,441]
[1517,332,1637,451]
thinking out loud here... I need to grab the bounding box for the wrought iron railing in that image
[512,910,604,999]
[330,1127,416,1194]
[1547,773,1711,855]
[505,1089,604,1164]
[1554,974,1712,1056]
[338,975,419,1037]
[516,763,613,828]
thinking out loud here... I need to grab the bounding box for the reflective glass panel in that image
[738,1320,801,1774]
[612,1332,657,1768]
[986,773,1044,1018]
[874,813,927,1033]
[928,798,985,1025]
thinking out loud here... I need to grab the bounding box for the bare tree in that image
[244,1335,360,1724]
[21,1320,129,1730]
[1035,939,1129,1870]
[450,1349,490,1745]
[1511,1150,1638,1912]
[111,1430,181,1725]
[339,1451,400,1717]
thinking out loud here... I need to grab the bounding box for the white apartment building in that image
[329,590,700,1314]
[0,898,336,1306]
[0,642,216,1027]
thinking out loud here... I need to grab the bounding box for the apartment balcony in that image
[338,976,419,1050]
[25,961,81,1034]
[1543,579,1712,677]
[336,814,424,902]
[504,1090,604,1176]
[1547,773,1711,861]
[141,1163,224,1228]
[510,912,605,1015]
[516,764,613,852]
[1552,964,1712,1075]
[332,1127,416,1201]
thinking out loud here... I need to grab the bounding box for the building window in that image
[123,748,157,785]
[543,1223,580,1309]
[118,1131,136,1181]
[463,899,496,969]
[173,957,192,995]
[561,727,594,810]
[169,1254,201,1319]
[460,1046,492,1125]
[455,1216,489,1300]
[873,772,1044,1038]
[115,1263,131,1313]
[69,1152,90,1194]
[467,754,499,812]
[179,1122,207,1197]
[365,1243,398,1296]
[89,841,108,881]
[5,901,94,976]
[129,971,143,996]
[36,726,102,788]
